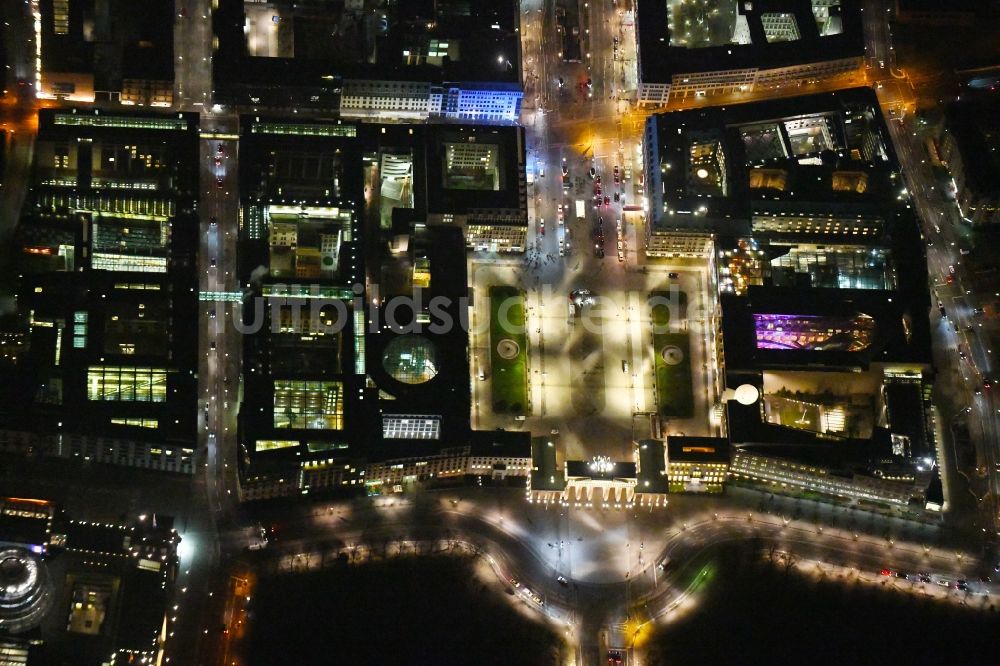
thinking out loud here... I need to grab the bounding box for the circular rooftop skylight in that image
[382,335,439,385]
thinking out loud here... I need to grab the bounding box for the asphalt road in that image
[242,486,992,666]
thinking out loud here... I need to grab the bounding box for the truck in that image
[575,199,586,220]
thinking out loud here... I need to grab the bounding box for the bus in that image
[575,199,586,220]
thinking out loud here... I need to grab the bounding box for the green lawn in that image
[650,292,694,419]
[489,286,529,414]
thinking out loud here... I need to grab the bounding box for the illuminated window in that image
[53,0,69,34]
[273,380,343,429]
[87,366,167,402]
[382,415,440,440]
[73,311,88,349]
[91,253,167,273]
[54,114,187,131]
[251,122,356,138]
[110,418,159,428]
[255,440,299,452]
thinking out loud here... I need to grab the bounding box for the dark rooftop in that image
[214,0,522,96]
[636,0,863,83]
[530,437,565,492]
[635,440,668,494]
[943,98,1000,196]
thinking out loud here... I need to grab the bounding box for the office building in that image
[36,0,175,105]
[0,497,180,666]
[635,0,863,106]
[643,89,937,509]
[213,0,523,122]
[0,108,200,474]
[938,98,1000,227]
[730,447,917,506]
[666,436,730,493]
[234,117,528,500]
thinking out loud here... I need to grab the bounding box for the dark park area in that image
[647,547,1000,666]
[246,554,563,666]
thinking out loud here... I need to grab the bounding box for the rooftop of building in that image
[423,124,526,220]
[530,437,565,491]
[469,429,531,459]
[720,284,932,372]
[895,0,978,14]
[646,87,903,233]
[635,439,668,494]
[213,0,522,93]
[39,0,174,84]
[943,96,1000,195]
[732,435,891,472]
[0,504,176,665]
[0,108,200,446]
[666,436,732,464]
[636,0,863,82]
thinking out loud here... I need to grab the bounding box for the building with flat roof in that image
[37,0,175,105]
[0,108,200,475]
[213,0,523,122]
[0,498,179,665]
[729,446,918,506]
[235,117,527,500]
[644,89,937,509]
[894,0,977,26]
[528,439,669,508]
[635,0,864,105]
[939,97,1000,227]
[666,436,729,493]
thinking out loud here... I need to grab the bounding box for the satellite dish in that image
[734,384,760,405]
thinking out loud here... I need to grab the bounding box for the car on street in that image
[210,217,217,227]
[539,218,545,235]
[209,309,216,318]
[589,167,596,179]
[668,272,680,279]
[608,650,623,665]
[216,177,224,189]
[556,576,568,586]
[603,195,610,206]
[613,165,620,184]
